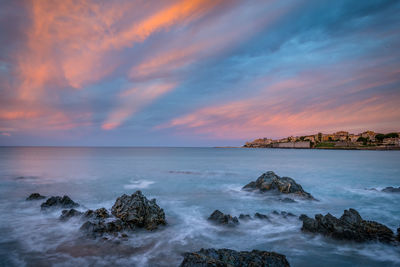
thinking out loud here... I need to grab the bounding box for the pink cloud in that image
[102,82,176,130]
[159,61,400,139]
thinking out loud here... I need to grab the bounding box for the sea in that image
[0,147,399,266]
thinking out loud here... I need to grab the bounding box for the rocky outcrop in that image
[26,193,46,200]
[111,190,166,231]
[80,191,166,237]
[208,210,239,226]
[60,209,83,221]
[382,186,400,193]
[300,208,395,243]
[41,195,79,210]
[179,248,290,267]
[242,171,315,200]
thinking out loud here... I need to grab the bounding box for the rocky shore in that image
[24,171,399,266]
[28,190,166,239]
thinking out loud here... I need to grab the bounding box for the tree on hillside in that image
[384,133,399,139]
[357,136,369,145]
[375,133,385,142]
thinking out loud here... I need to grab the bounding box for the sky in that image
[0,0,399,146]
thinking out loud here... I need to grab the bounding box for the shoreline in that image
[216,146,400,150]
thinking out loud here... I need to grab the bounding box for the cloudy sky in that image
[1,0,399,146]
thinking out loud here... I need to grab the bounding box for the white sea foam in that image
[124,180,155,189]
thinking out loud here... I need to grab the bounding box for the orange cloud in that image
[16,0,221,95]
[9,0,223,133]
[129,0,295,80]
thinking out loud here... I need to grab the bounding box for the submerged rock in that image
[242,171,315,200]
[208,210,239,226]
[60,209,83,221]
[273,211,296,218]
[300,208,395,243]
[254,212,270,221]
[280,197,297,203]
[41,195,79,210]
[26,193,46,200]
[111,190,166,230]
[238,211,295,222]
[239,214,252,220]
[180,248,290,267]
[382,186,400,193]
[397,228,400,241]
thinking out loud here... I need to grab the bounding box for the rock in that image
[242,171,315,200]
[60,209,83,221]
[179,248,290,267]
[41,195,79,210]
[280,197,297,203]
[254,212,270,221]
[81,191,166,237]
[26,193,46,200]
[239,214,252,220]
[111,190,166,230]
[382,186,400,193]
[280,211,296,218]
[80,219,131,237]
[208,210,239,226]
[83,208,110,220]
[300,208,395,243]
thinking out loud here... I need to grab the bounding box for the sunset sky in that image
[1,0,399,146]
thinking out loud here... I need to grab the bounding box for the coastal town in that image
[244,130,400,149]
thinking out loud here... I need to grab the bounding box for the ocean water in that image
[0,147,399,266]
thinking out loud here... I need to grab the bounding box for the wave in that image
[124,180,155,190]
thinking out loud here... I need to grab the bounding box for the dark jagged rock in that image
[60,209,83,221]
[382,186,400,193]
[41,195,79,210]
[26,193,46,201]
[83,208,110,220]
[111,190,166,231]
[242,171,315,200]
[300,208,395,243]
[208,210,239,226]
[180,248,290,267]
